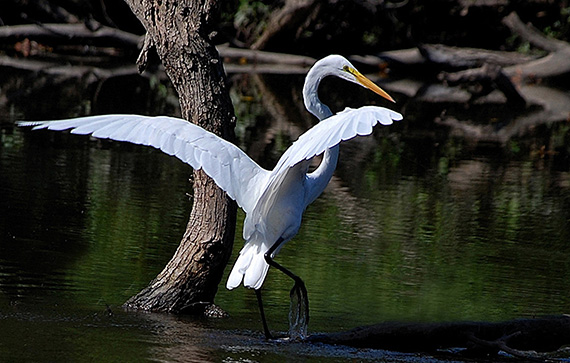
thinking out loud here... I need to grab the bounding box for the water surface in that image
[1,67,570,361]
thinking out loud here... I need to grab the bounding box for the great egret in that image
[19,54,402,339]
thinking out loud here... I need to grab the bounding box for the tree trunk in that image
[121,0,237,315]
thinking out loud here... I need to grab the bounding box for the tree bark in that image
[121,0,237,315]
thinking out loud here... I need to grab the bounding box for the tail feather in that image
[244,254,270,290]
[226,241,270,290]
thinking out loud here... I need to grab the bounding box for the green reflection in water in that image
[217,134,570,334]
[1,72,570,361]
[66,145,190,307]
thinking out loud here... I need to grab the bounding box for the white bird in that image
[19,54,402,338]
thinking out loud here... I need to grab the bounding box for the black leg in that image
[255,288,273,340]
[264,238,298,281]
[264,238,310,331]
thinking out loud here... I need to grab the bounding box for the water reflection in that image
[1,64,570,361]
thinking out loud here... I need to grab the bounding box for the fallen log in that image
[375,44,538,71]
[429,12,570,90]
[0,55,149,79]
[372,12,570,109]
[308,315,570,360]
[420,43,539,69]
[356,49,426,74]
[0,23,142,49]
[419,11,570,106]
[217,44,315,67]
[367,48,425,68]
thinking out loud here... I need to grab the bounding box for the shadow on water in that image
[1,61,570,361]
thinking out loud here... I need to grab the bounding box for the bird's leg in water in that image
[264,238,310,339]
[255,289,273,340]
[287,276,309,339]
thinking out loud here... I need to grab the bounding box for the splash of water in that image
[288,281,309,340]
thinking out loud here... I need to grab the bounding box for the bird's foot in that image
[288,280,309,340]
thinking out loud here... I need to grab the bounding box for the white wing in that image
[274,106,402,172]
[19,115,270,214]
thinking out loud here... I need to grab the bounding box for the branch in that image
[502,12,567,53]
[0,23,142,49]
[502,12,570,81]
[467,333,550,362]
[251,0,319,50]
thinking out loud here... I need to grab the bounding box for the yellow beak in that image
[351,68,395,103]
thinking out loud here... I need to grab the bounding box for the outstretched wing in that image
[274,106,402,172]
[19,115,270,214]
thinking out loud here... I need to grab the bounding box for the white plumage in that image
[19,55,402,293]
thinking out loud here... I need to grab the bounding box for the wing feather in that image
[18,115,270,213]
[19,107,401,212]
[273,106,402,173]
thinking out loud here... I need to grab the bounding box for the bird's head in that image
[315,54,395,103]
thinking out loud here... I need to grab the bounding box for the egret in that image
[19,54,402,339]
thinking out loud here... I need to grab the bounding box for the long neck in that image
[302,64,340,205]
[303,65,333,120]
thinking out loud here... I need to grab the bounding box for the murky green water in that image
[1,66,570,361]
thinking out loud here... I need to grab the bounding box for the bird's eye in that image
[342,65,350,72]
